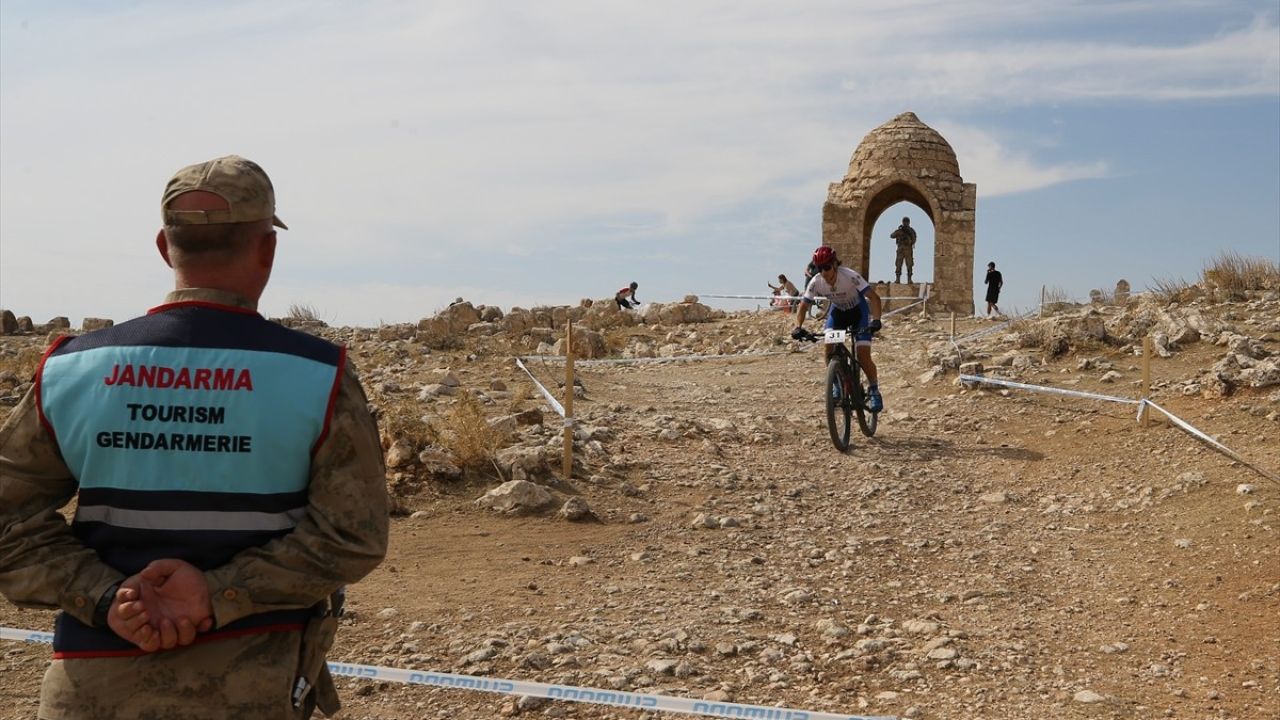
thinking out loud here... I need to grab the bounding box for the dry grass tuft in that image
[1038,285,1079,314]
[508,381,532,412]
[434,391,502,473]
[380,404,438,451]
[1041,286,1073,304]
[1202,251,1280,294]
[1011,317,1070,358]
[1148,275,1195,304]
[288,303,322,322]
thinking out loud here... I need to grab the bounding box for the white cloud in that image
[933,123,1110,196]
[850,13,1279,105]
[1,1,1275,325]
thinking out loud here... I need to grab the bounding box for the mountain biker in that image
[615,281,640,310]
[792,246,885,412]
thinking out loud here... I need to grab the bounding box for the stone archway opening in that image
[821,112,976,315]
[868,201,934,287]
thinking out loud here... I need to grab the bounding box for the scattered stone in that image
[927,646,958,660]
[691,513,719,529]
[901,619,940,635]
[557,496,598,522]
[385,439,417,469]
[475,480,555,513]
[1074,690,1105,703]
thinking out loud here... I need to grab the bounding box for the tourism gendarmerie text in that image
[96,363,253,453]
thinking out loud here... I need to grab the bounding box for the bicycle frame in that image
[822,328,877,451]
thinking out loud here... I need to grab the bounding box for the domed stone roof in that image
[844,112,960,181]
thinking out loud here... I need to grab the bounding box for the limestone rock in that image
[417,447,463,481]
[475,480,555,513]
[385,439,417,469]
[551,327,607,359]
[557,496,598,522]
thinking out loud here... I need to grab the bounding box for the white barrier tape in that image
[521,352,789,366]
[701,294,924,302]
[1141,400,1280,484]
[514,358,566,418]
[883,299,926,318]
[952,310,1037,345]
[959,376,1279,484]
[0,627,893,720]
[1,627,54,644]
[562,417,575,428]
[952,319,1015,344]
[700,293,807,301]
[957,374,1140,405]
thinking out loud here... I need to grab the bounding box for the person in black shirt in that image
[984,261,1004,318]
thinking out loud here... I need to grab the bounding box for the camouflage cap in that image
[161,155,287,229]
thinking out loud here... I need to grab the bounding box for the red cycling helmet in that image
[812,246,836,268]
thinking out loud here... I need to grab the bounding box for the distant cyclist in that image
[615,281,640,310]
[792,246,885,411]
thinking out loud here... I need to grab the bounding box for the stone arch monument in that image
[822,112,976,315]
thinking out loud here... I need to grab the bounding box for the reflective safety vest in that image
[36,301,346,657]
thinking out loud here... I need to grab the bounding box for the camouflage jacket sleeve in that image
[205,366,389,627]
[0,390,124,626]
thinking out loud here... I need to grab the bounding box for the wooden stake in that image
[1141,335,1152,427]
[1040,285,1046,317]
[950,311,956,340]
[562,319,575,478]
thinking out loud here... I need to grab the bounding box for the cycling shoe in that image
[867,388,883,413]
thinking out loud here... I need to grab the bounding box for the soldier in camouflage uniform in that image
[0,155,389,719]
[890,216,917,284]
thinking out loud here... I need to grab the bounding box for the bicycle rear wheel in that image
[853,360,878,437]
[825,357,852,452]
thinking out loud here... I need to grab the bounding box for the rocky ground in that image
[1,289,1277,720]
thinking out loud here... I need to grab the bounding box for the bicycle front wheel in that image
[826,358,852,452]
[853,360,878,437]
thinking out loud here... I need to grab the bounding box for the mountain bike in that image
[807,297,830,321]
[796,327,878,451]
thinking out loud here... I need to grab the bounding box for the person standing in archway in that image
[984,261,1004,318]
[890,217,916,283]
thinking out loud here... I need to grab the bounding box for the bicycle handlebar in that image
[790,324,880,344]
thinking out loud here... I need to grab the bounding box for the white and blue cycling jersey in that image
[802,265,870,310]
[803,266,874,344]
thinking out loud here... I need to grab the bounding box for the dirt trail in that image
[2,304,1277,720]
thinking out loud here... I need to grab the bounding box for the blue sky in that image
[2,1,1277,326]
